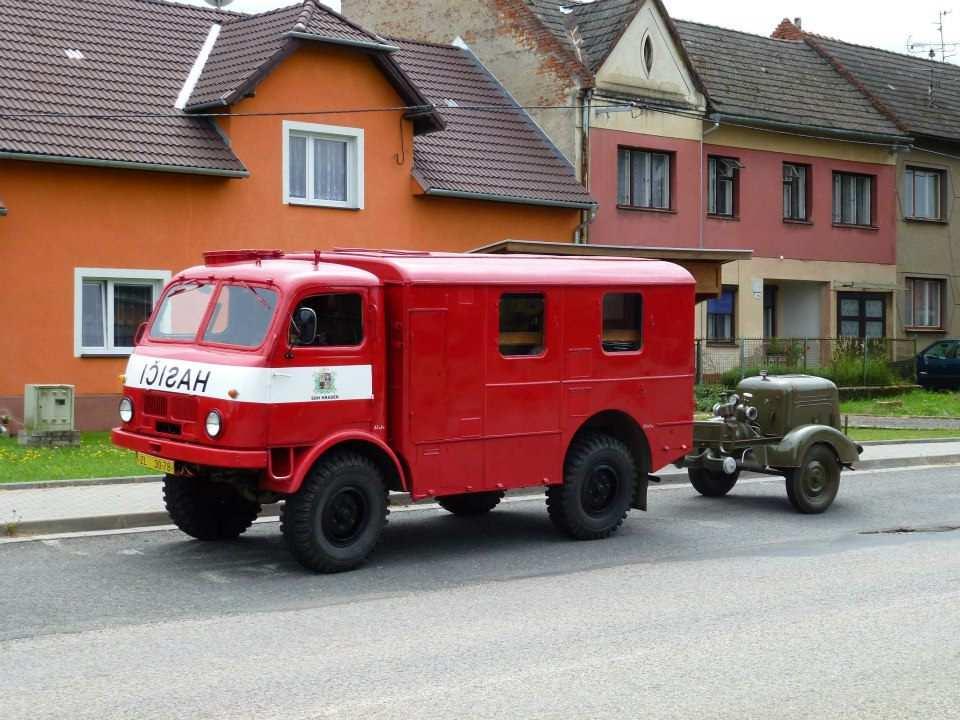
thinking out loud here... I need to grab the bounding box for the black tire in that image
[162,474,261,541]
[784,444,840,514]
[281,452,388,573]
[437,491,505,516]
[688,467,740,497]
[547,433,637,540]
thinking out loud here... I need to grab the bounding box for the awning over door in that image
[472,240,751,303]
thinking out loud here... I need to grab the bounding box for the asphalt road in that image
[1,465,958,719]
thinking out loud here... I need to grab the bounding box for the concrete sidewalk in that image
[3,439,960,537]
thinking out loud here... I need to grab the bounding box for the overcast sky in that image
[174,0,960,63]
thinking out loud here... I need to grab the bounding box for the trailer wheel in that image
[688,468,740,497]
[784,444,840,514]
[437,491,505,516]
[547,433,636,540]
[162,474,261,541]
[281,451,388,573]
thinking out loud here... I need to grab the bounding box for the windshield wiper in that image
[238,280,273,310]
[165,281,208,299]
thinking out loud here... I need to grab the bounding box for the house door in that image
[838,292,886,338]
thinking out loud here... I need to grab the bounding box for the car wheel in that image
[784,444,840,514]
[437,491,505,516]
[547,433,637,540]
[281,451,388,573]
[688,467,740,497]
[163,474,261,541]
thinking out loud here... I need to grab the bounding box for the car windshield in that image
[202,284,279,348]
[149,281,278,348]
[149,282,214,341]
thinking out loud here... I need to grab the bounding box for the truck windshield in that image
[202,284,278,348]
[150,282,213,341]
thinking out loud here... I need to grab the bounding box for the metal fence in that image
[695,337,919,387]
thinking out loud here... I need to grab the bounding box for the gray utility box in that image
[20,384,80,446]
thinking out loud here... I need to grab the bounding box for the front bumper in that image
[111,428,268,469]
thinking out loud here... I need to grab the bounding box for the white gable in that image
[595,1,704,108]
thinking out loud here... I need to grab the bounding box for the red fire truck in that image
[112,250,695,572]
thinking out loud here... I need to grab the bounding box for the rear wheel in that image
[784,444,840,514]
[688,467,740,497]
[281,452,388,573]
[437,491,505,516]
[547,433,636,540]
[162,474,261,541]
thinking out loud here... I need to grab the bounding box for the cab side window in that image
[294,293,363,347]
[499,293,545,357]
[602,293,643,352]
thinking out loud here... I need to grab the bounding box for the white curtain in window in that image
[313,138,348,202]
[651,153,669,208]
[82,281,105,348]
[617,150,630,205]
[856,176,871,225]
[289,135,307,199]
[631,151,651,208]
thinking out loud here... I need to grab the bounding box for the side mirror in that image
[134,322,148,345]
[290,307,318,347]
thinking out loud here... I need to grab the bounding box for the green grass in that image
[0,432,152,484]
[840,390,960,418]
[846,427,960,442]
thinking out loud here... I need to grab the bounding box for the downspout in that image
[700,120,720,250]
[577,87,594,244]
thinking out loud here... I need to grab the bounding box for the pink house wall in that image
[588,127,896,265]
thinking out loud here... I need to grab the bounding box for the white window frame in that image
[905,276,945,329]
[74,268,170,357]
[903,166,944,221]
[282,120,364,210]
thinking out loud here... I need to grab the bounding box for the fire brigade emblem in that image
[312,370,338,400]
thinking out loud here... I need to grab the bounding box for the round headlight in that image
[205,410,223,438]
[119,396,134,423]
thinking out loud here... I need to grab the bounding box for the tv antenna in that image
[203,0,236,8]
[907,9,960,62]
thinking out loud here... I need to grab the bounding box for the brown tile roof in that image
[389,37,595,208]
[0,0,248,175]
[0,0,590,207]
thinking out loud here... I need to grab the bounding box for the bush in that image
[717,359,896,389]
[695,384,728,413]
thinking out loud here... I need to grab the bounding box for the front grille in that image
[170,395,198,422]
[144,394,168,417]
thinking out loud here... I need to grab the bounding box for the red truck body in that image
[112,250,695,570]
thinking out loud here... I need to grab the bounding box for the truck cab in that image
[112,249,696,572]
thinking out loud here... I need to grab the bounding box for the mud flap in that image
[631,474,652,511]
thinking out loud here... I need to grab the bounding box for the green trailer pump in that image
[682,373,862,513]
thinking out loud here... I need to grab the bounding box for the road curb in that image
[4,455,959,539]
[0,475,161,492]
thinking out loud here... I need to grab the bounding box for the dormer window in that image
[283,121,365,210]
[643,35,654,73]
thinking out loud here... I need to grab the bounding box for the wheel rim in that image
[581,463,620,517]
[321,487,369,547]
[802,460,828,499]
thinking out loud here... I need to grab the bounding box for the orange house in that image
[0,0,593,429]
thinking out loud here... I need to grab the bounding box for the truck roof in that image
[192,249,695,288]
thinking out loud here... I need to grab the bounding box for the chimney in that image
[772,17,804,40]
[794,17,802,29]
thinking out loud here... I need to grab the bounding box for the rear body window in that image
[602,293,643,352]
[499,293,545,357]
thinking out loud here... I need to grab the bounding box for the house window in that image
[602,293,643,352]
[75,268,169,356]
[283,121,364,209]
[763,285,778,338]
[708,157,739,217]
[499,293,545,357]
[838,292,886,338]
[833,172,873,226]
[706,287,736,342]
[783,163,809,221]
[618,148,671,209]
[903,167,944,220]
[905,277,944,329]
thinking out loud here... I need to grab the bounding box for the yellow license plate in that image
[136,452,175,475]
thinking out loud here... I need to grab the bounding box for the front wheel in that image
[547,433,637,540]
[162,474,261,541]
[688,467,740,497]
[281,452,388,573]
[437,491,504,516]
[784,445,840,514]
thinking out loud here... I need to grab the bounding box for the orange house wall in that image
[0,44,580,422]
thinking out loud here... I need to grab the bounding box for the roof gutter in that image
[285,31,400,53]
[422,187,596,210]
[709,113,913,147]
[0,151,249,178]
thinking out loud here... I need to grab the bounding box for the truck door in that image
[268,288,377,447]
[482,288,563,489]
